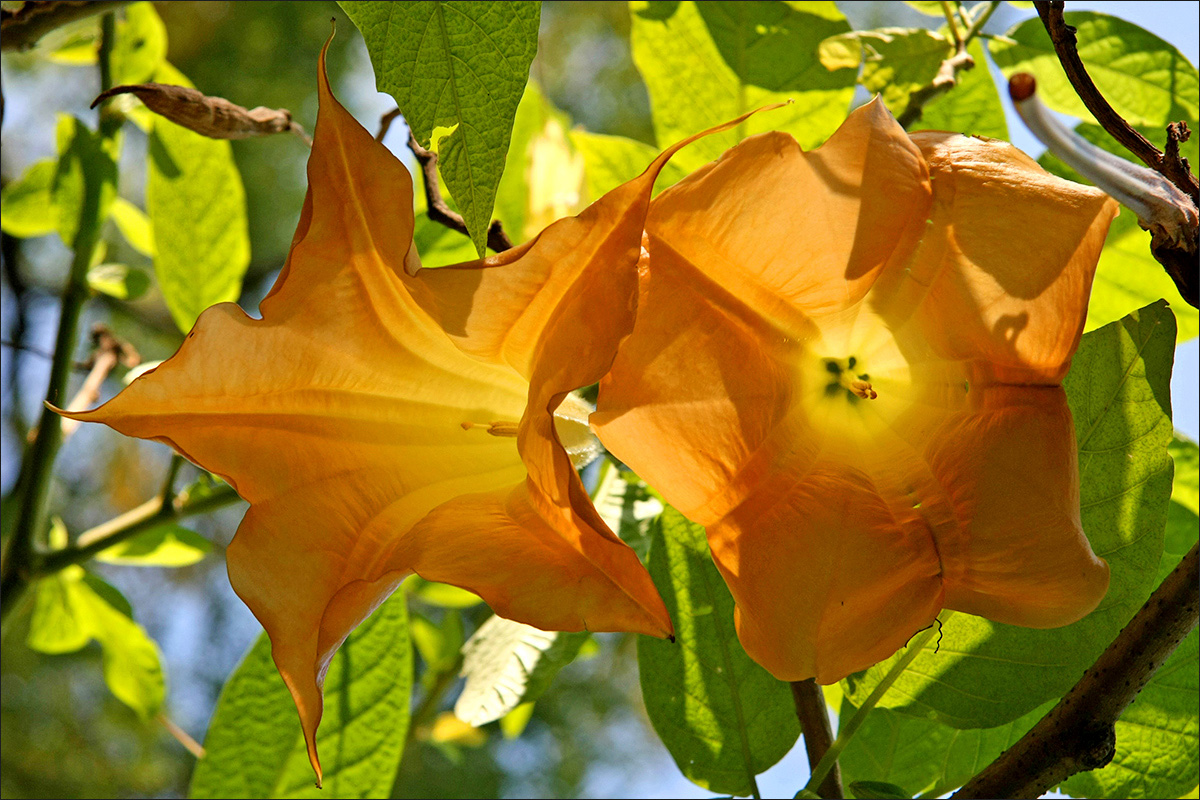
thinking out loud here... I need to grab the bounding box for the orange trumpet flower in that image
[593,98,1119,685]
[56,43,749,783]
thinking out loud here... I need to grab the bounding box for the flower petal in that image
[899,132,1119,384]
[625,98,931,328]
[711,462,944,684]
[926,385,1110,626]
[58,39,758,782]
[594,99,932,520]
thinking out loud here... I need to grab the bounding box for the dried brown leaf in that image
[92,82,308,143]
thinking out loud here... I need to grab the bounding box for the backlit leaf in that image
[631,0,855,171]
[844,301,1175,727]
[592,460,664,561]
[87,262,151,301]
[1063,450,1199,799]
[95,523,211,566]
[638,507,799,796]
[571,129,689,201]
[837,700,1049,797]
[819,27,951,114]
[0,159,58,238]
[111,2,166,86]
[340,0,540,255]
[453,615,588,727]
[26,565,165,718]
[189,591,411,799]
[914,39,1008,139]
[988,12,1199,128]
[147,62,250,333]
[109,196,156,257]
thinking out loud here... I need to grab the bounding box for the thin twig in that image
[375,108,402,143]
[157,712,205,759]
[954,543,1199,798]
[791,679,843,799]
[55,324,139,440]
[1035,1,1197,203]
[1034,1,1197,306]
[804,625,941,796]
[35,481,240,576]
[896,1,999,129]
[392,114,513,254]
[896,48,976,129]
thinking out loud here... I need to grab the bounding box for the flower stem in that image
[0,12,119,625]
[802,622,942,796]
[35,481,241,576]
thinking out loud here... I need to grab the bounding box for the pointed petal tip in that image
[45,400,86,421]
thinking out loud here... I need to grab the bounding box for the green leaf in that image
[837,700,1049,798]
[147,62,250,333]
[109,196,156,257]
[409,607,464,681]
[340,1,541,256]
[189,591,411,799]
[902,1,945,16]
[111,2,166,86]
[453,615,588,727]
[638,507,799,796]
[1087,209,1199,344]
[630,0,856,172]
[407,576,482,609]
[913,39,1008,139]
[412,212,482,269]
[53,115,118,249]
[1169,436,1198,514]
[844,301,1176,727]
[848,779,913,799]
[27,566,93,654]
[1063,497,1199,798]
[498,701,535,739]
[491,80,583,243]
[27,566,165,718]
[87,262,151,301]
[0,159,58,238]
[988,12,1199,128]
[570,129,690,202]
[819,27,951,114]
[95,524,211,566]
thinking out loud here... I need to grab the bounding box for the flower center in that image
[823,356,878,402]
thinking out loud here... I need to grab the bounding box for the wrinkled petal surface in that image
[59,41,741,781]
[595,99,1118,684]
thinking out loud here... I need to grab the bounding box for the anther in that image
[1008,73,1198,248]
[460,420,520,437]
[850,379,877,400]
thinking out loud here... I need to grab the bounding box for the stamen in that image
[850,379,878,400]
[460,420,520,437]
[1009,73,1198,247]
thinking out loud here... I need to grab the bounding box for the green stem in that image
[35,483,241,575]
[940,1,963,47]
[803,622,942,796]
[962,1,1000,44]
[0,12,120,624]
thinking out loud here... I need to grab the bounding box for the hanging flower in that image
[56,42,752,782]
[592,98,1119,684]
